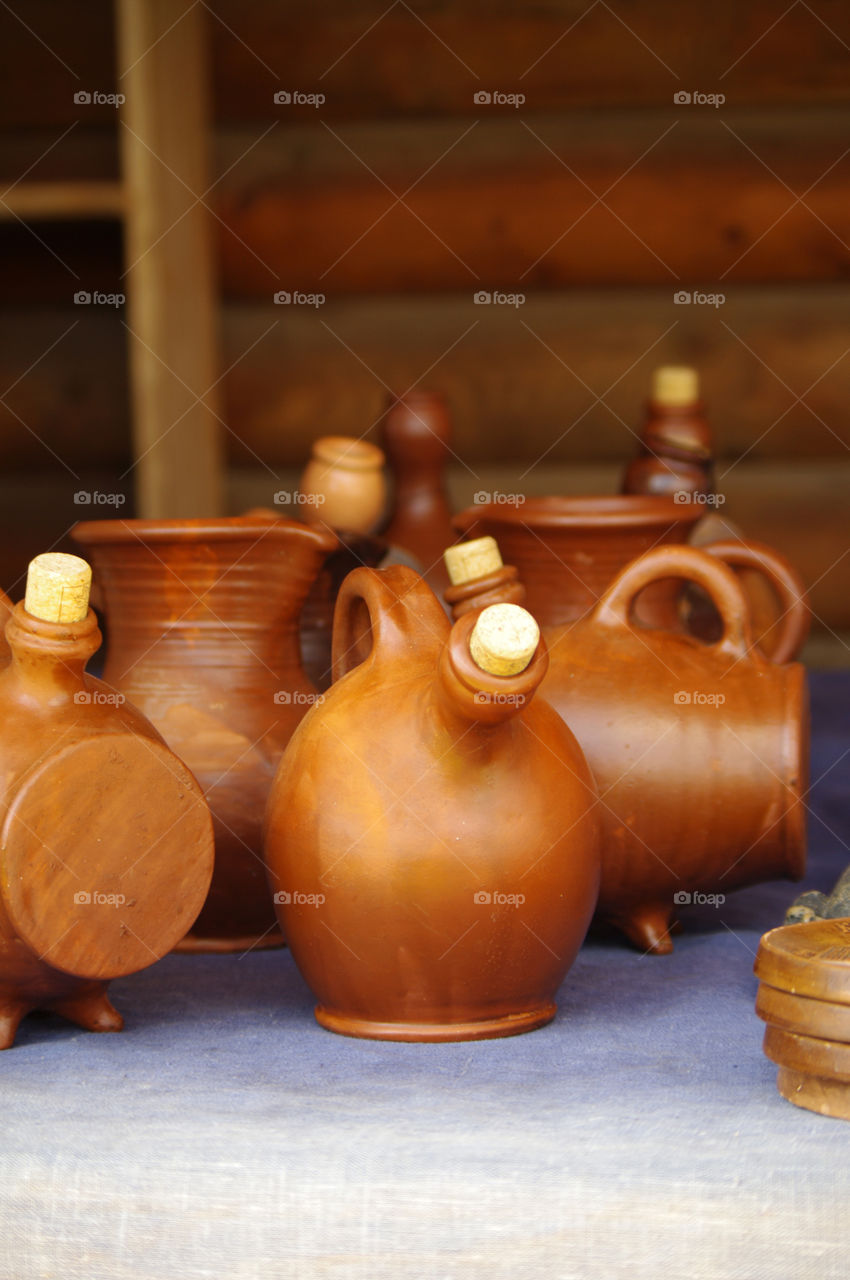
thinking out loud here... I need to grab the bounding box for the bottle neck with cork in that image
[622,366,714,499]
[443,537,525,621]
[4,553,100,707]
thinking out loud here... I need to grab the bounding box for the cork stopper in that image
[24,553,92,623]
[652,366,699,407]
[444,537,503,585]
[469,603,539,676]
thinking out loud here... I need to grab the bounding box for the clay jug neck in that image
[445,565,526,620]
[641,399,712,467]
[3,603,100,707]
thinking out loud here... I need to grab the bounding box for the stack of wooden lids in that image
[754,917,850,1120]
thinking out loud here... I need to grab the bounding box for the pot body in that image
[535,546,808,952]
[72,517,336,950]
[264,566,600,1040]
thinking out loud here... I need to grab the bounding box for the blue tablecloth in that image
[2,673,848,1280]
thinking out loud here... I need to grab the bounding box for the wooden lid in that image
[25,552,91,622]
[469,603,539,676]
[756,981,850,1043]
[443,537,503,585]
[763,1023,850,1083]
[755,918,850,1005]
[652,366,699,406]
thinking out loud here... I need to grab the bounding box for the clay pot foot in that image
[173,928,285,954]
[46,988,124,1034]
[616,906,676,955]
[315,1003,558,1043]
[0,1004,27,1050]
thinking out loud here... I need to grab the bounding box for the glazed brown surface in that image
[264,565,600,1041]
[72,516,336,950]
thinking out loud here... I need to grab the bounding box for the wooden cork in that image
[444,537,503,585]
[25,553,92,623]
[469,603,539,676]
[652,366,699,407]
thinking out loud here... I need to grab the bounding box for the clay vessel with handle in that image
[264,565,600,1041]
[71,516,337,952]
[454,495,809,664]
[0,554,214,1048]
[446,541,808,953]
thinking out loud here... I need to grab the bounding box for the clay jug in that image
[454,496,809,663]
[445,542,808,954]
[621,365,713,499]
[264,566,600,1041]
[0,554,214,1048]
[299,435,387,535]
[71,516,337,952]
[382,391,456,589]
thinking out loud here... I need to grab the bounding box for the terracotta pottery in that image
[621,365,713,499]
[382,391,456,588]
[445,541,808,953]
[756,983,850,1042]
[772,1066,850,1121]
[454,496,809,664]
[71,516,337,952]
[264,565,600,1042]
[754,918,850,1005]
[299,435,387,535]
[763,1024,850,1083]
[0,554,214,1048]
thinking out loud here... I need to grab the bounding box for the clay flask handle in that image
[700,538,810,664]
[0,587,12,663]
[331,564,450,683]
[593,544,756,661]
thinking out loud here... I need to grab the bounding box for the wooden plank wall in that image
[0,0,848,654]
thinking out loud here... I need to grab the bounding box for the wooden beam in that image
[116,0,224,517]
[0,181,124,220]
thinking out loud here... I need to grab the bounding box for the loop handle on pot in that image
[593,544,757,660]
[332,565,450,683]
[701,539,809,664]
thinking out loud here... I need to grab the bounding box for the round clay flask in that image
[71,516,337,952]
[264,566,600,1041]
[299,436,387,535]
[0,553,214,1048]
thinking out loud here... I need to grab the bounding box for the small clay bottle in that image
[299,435,387,535]
[382,390,456,589]
[622,366,713,499]
[443,536,525,619]
[0,553,214,1048]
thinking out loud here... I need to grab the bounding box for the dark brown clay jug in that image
[454,495,809,663]
[621,365,713,499]
[71,516,337,952]
[264,566,600,1042]
[0,554,214,1048]
[382,391,456,590]
[446,542,808,954]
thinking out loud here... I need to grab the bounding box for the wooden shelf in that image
[0,181,125,221]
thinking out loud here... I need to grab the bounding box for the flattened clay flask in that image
[382,391,456,590]
[71,516,337,952]
[264,566,600,1041]
[0,554,214,1048]
[444,540,808,954]
[621,366,713,499]
[299,435,387,536]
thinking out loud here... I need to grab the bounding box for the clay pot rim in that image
[454,494,703,531]
[311,436,385,470]
[71,515,337,551]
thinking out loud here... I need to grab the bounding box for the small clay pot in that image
[299,436,387,535]
[0,554,214,1048]
[264,566,600,1042]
